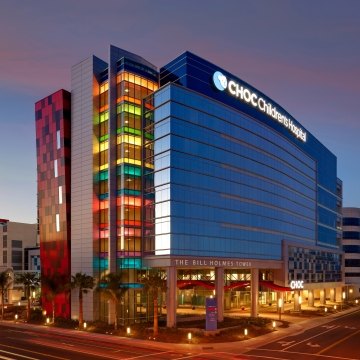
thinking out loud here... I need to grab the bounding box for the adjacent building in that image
[36,46,344,326]
[0,219,37,271]
[342,207,360,298]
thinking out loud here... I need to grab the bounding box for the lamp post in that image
[341,291,346,311]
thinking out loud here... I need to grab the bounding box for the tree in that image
[96,273,127,330]
[141,270,167,337]
[0,270,12,320]
[41,274,68,323]
[70,272,94,328]
[15,272,40,321]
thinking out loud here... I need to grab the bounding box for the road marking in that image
[0,349,38,360]
[344,326,356,330]
[249,348,360,360]
[277,340,295,347]
[317,329,360,355]
[0,354,16,360]
[245,354,288,360]
[306,342,320,348]
[321,325,336,329]
[124,351,171,359]
[0,344,68,360]
[282,325,339,351]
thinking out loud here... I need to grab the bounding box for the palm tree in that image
[96,273,127,330]
[41,274,68,323]
[141,270,167,337]
[0,270,12,320]
[70,272,94,328]
[15,272,40,321]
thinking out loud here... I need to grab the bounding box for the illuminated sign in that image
[173,258,251,268]
[289,280,304,290]
[212,71,307,142]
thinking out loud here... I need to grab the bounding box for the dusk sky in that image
[0,0,359,223]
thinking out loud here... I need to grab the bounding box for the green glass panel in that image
[99,134,109,142]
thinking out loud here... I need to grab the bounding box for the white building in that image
[342,208,360,299]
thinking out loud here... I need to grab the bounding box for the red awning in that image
[176,280,291,292]
[260,281,291,292]
[177,280,214,290]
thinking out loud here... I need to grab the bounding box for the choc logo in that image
[290,280,304,290]
[213,71,227,91]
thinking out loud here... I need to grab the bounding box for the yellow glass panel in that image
[100,141,109,152]
[134,75,141,86]
[100,163,108,171]
[117,158,142,166]
[99,111,109,123]
[100,82,109,94]
[145,162,154,169]
[117,134,142,146]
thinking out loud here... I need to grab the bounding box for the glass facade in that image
[36,90,71,318]
[144,84,318,260]
[92,48,159,324]
[159,52,341,251]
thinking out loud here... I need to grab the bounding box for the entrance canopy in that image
[177,280,290,292]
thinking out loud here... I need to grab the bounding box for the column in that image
[215,267,224,322]
[308,290,314,307]
[320,289,326,305]
[108,301,115,325]
[251,268,259,317]
[329,288,335,302]
[294,291,301,311]
[335,287,342,302]
[166,266,177,328]
[277,291,284,318]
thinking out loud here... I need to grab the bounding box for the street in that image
[0,309,359,359]
[244,308,360,360]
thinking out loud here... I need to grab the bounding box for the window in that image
[343,231,360,240]
[56,214,60,232]
[54,159,58,178]
[343,245,360,253]
[345,259,360,267]
[56,130,61,149]
[343,217,360,226]
[59,186,63,204]
[3,235,7,247]
[12,240,22,248]
[12,250,22,263]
